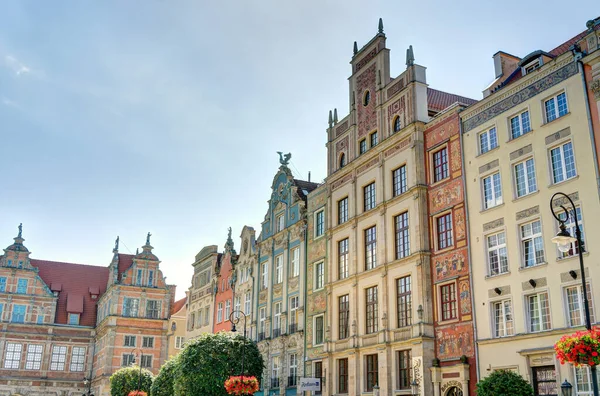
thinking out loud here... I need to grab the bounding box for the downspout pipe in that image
[458,109,480,383]
[572,45,600,200]
[302,220,309,387]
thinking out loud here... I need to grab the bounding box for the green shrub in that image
[173,332,264,396]
[476,369,534,396]
[150,354,179,396]
[110,365,153,396]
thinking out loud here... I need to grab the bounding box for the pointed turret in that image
[328,110,333,128]
[353,41,358,55]
[406,45,415,67]
[378,18,384,34]
[333,108,338,124]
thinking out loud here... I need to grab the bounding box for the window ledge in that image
[556,251,590,263]
[541,112,571,127]
[435,246,456,255]
[506,129,534,143]
[512,190,539,203]
[547,174,579,189]
[480,202,505,214]
[485,271,511,280]
[438,318,460,326]
[429,177,451,189]
[477,145,501,158]
[518,262,548,272]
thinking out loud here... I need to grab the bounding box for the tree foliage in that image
[110,365,154,396]
[173,332,264,396]
[476,369,534,396]
[150,354,179,396]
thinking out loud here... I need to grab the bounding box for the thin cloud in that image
[4,55,31,76]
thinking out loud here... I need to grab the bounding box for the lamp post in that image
[561,379,573,396]
[230,309,248,382]
[550,192,599,396]
[82,377,94,396]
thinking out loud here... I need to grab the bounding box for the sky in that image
[0,1,596,298]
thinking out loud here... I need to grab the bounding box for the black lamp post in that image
[82,377,94,396]
[230,310,248,382]
[550,192,599,396]
[561,379,573,396]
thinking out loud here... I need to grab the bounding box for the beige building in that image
[186,245,219,338]
[461,21,600,395]
[312,19,478,396]
[166,296,187,358]
[232,226,257,339]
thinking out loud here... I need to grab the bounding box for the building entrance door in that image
[445,386,463,396]
[532,366,558,396]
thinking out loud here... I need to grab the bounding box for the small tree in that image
[174,332,264,396]
[476,369,534,396]
[150,355,180,396]
[110,365,153,396]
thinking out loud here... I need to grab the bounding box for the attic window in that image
[523,59,541,75]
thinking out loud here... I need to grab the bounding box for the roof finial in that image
[114,236,119,252]
[17,223,22,239]
[146,232,152,246]
[406,45,415,67]
[378,18,384,34]
[277,151,291,166]
[136,248,139,255]
[328,110,333,128]
[353,41,358,55]
[333,109,338,124]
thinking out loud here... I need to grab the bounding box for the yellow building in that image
[461,21,600,394]
[167,296,187,358]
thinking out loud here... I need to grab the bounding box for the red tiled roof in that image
[31,259,109,327]
[549,30,589,57]
[117,253,134,281]
[170,296,187,315]
[66,294,84,313]
[427,88,478,112]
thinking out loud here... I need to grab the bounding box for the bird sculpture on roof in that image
[277,151,291,166]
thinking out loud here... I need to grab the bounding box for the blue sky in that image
[1,1,596,298]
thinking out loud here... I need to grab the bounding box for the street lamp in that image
[411,379,419,396]
[82,377,94,396]
[561,379,573,396]
[550,192,599,396]
[230,309,248,382]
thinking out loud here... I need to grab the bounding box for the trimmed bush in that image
[110,365,153,396]
[476,369,534,396]
[150,354,179,396]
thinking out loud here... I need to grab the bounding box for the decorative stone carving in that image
[479,159,499,174]
[516,205,539,220]
[590,78,600,100]
[552,192,579,207]
[483,218,504,231]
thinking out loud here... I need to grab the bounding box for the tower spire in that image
[328,110,333,128]
[406,45,415,67]
[353,41,358,55]
[333,108,338,124]
[378,18,384,34]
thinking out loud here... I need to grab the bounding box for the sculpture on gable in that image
[277,151,292,166]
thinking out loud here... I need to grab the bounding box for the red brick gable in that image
[31,259,108,326]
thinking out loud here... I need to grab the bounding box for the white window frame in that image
[244,292,251,317]
[564,283,595,327]
[487,231,509,276]
[225,299,231,321]
[314,261,324,290]
[4,343,22,369]
[492,299,514,338]
[315,209,325,238]
[275,254,283,284]
[259,307,266,335]
[479,127,498,154]
[272,355,280,383]
[276,213,285,233]
[261,262,268,290]
[290,247,300,278]
[234,296,241,318]
[25,344,43,370]
[520,219,545,268]
[544,91,568,123]
[550,141,577,184]
[526,291,551,332]
[509,110,531,139]
[514,157,537,197]
[289,353,298,379]
[141,354,152,369]
[482,172,503,209]
[289,296,299,327]
[70,346,86,372]
[50,345,67,371]
[313,314,325,345]
[574,366,600,395]
[175,336,185,349]
[217,302,223,323]
[273,302,282,332]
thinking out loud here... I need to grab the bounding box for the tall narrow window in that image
[50,345,67,371]
[244,292,252,317]
[0,277,6,292]
[275,254,283,284]
[359,139,367,154]
[290,247,300,277]
[397,276,412,327]
[482,172,503,209]
[25,344,43,370]
[558,207,584,257]
[514,158,537,197]
[365,286,378,334]
[259,307,266,340]
[392,165,407,197]
[289,353,298,386]
[273,302,282,337]
[276,214,285,232]
[550,141,576,184]
[217,303,223,323]
[136,269,143,285]
[565,284,595,327]
[493,300,514,337]
[289,296,299,333]
[433,147,449,182]
[141,355,152,369]
[436,213,453,250]
[339,153,346,169]
[574,366,600,394]
[315,210,325,237]
[261,262,268,290]
[487,232,508,276]
[70,347,86,372]
[521,220,544,267]
[314,315,324,345]
[545,92,568,122]
[393,116,402,133]
[314,262,324,290]
[147,270,154,287]
[479,127,498,154]
[365,226,377,270]
[338,238,349,279]
[397,350,412,390]
[510,111,531,139]
[338,358,349,394]
[338,294,349,339]
[528,292,551,332]
[440,283,457,321]
[225,299,231,321]
[234,296,241,318]
[395,212,410,259]
[4,343,22,369]
[370,131,378,147]
[16,279,28,294]
[272,356,280,388]
[365,354,379,392]
[363,182,376,211]
[338,197,348,224]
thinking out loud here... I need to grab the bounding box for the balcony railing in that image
[271,378,280,389]
[288,323,297,334]
[272,328,281,338]
[287,375,298,387]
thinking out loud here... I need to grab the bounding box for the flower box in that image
[555,327,600,367]
[224,375,260,396]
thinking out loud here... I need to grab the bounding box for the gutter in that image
[302,220,309,384]
[458,110,480,383]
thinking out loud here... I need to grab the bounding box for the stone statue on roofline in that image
[277,151,291,166]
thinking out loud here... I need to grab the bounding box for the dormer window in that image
[68,313,80,325]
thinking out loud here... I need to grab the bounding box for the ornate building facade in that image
[186,245,219,339]
[252,157,318,396]
[461,18,600,395]
[233,226,257,339]
[0,227,176,396]
[166,296,187,358]
[213,229,237,333]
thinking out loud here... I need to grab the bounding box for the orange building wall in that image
[213,252,234,333]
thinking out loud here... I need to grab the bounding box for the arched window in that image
[393,116,401,133]
[339,153,346,168]
[363,90,371,106]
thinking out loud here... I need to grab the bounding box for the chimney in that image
[492,51,520,79]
